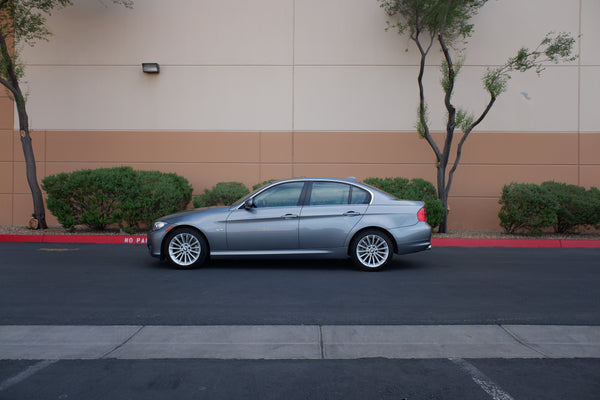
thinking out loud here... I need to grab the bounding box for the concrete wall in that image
[1,0,598,230]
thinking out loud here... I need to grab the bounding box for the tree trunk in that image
[0,20,47,229]
[15,96,47,229]
[438,208,450,234]
[437,164,450,233]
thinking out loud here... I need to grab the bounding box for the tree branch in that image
[0,28,23,102]
[467,94,497,133]
[446,93,497,194]
[438,0,456,174]
[0,75,18,98]
[414,34,442,163]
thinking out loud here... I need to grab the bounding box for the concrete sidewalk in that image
[2,325,599,360]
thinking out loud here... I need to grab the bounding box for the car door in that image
[299,181,371,249]
[226,181,306,251]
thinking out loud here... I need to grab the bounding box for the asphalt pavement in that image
[1,239,599,399]
[1,358,597,400]
[1,244,599,325]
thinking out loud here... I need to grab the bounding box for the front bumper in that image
[147,229,169,259]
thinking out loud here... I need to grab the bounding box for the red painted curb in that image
[560,240,600,249]
[432,238,600,248]
[431,238,561,248]
[1,235,599,248]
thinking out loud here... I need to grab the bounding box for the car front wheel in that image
[350,230,393,271]
[164,228,208,269]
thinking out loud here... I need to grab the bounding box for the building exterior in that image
[1,0,598,230]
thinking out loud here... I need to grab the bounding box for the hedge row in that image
[498,181,600,234]
[194,177,444,229]
[41,168,600,235]
[42,166,192,233]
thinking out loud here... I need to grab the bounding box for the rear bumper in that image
[389,222,432,255]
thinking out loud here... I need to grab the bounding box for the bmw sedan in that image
[148,178,431,271]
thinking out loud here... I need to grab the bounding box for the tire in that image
[164,228,208,269]
[350,230,393,271]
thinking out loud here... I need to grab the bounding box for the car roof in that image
[270,177,363,185]
[261,177,393,198]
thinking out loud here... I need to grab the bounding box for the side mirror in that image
[243,198,255,210]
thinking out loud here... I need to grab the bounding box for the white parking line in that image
[0,360,57,392]
[450,358,515,400]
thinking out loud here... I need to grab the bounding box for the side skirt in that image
[210,248,347,259]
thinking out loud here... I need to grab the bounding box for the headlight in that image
[151,221,168,232]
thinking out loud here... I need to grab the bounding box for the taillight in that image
[417,207,427,222]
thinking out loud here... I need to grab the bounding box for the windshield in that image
[231,183,272,207]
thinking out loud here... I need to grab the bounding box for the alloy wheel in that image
[168,232,202,267]
[355,233,390,269]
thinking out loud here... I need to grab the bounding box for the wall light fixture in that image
[142,63,160,74]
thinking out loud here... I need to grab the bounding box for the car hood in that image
[156,206,233,222]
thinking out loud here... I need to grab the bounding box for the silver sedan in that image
[148,178,431,271]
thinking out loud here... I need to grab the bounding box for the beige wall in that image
[1,0,599,230]
[17,0,592,133]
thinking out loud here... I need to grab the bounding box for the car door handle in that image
[343,211,361,217]
[282,214,298,219]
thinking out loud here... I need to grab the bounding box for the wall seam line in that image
[291,0,296,177]
[577,0,582,185]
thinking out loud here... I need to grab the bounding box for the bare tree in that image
[0,0,132,229]
[378,0,577,232]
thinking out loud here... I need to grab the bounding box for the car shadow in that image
[148,256,423,272]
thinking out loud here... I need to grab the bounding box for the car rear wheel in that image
[350,230,393,271]
[165,228,208,269]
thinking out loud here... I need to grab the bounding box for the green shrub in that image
[252,179,276,191]
[498,182,559,234]
[42,167,192,232]
[364,177,444,229]
[193,181,250,208]
[589,187,600,229]
[119,171,193,232]
[540,181,595,233]
[363,177,409,196]
[499,181,600,234]
[43,167,133,231]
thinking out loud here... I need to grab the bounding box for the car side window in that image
[309,182,351,206]
[253,182,304,208]
[350,186,371,204]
